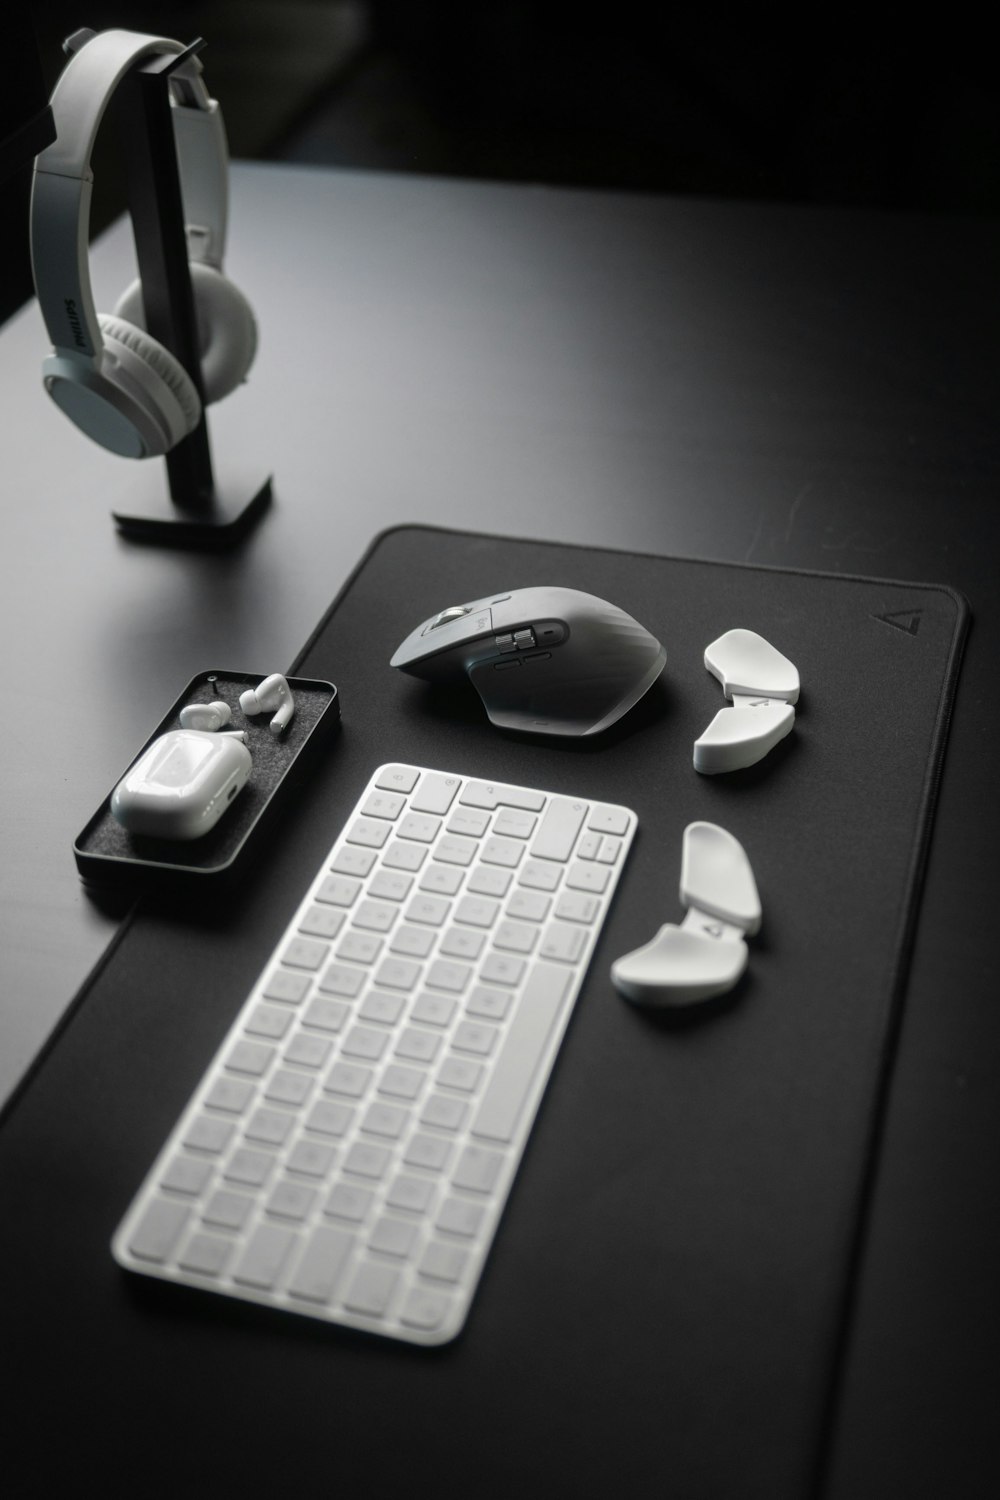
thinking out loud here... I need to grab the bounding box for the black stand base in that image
[112,470,272,548]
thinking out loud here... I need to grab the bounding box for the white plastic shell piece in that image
[695,628,800,774]
[693,700,795,775]
[680,821,761,934]
[704,628,800,703]
[610,921,748,1006]
[610,821,760,1008]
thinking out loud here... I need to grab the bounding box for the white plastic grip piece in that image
[611,822,760,1008]
[694,628,800,774]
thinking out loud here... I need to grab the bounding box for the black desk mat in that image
[1,526,968,1497]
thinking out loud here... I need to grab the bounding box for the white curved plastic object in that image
[611,821,760,1007]
[694,628,800,774]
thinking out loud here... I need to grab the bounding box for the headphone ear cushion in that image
[98,313,202,443]
[114,264,258,405]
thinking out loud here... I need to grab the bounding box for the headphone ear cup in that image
[98,313,203,454]
[114,264,258,405]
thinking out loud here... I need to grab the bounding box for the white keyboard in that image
[113,763,637,1344]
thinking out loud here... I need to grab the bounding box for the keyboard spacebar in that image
[471,963,573,1144]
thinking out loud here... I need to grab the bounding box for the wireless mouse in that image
[390,586,666,736]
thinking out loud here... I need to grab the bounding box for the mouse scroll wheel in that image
[430,606,471,628]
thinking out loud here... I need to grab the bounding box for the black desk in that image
[1,165,997,1495]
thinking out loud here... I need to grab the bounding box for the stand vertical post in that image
[110,42,271,546]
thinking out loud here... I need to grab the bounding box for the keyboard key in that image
[316,875,361,907]
[460,781,545,812]
[369,870,414,902]
[319,963,366,998]
[411,992,458,1027]
[400,1287,451,1331]
[288,1225,353,1304]
[358,990,407,1025]
[382,841,427,872]
[281,937,329,971]
[472,964,572,1144]
[128,1198,189,1262]
[353,899,397,934]
[531,798,587,861]
[387,1175,436,1214]
[233,1224,296,1290]
[451,1145,505,1195]
[266,1180,317,1222]
[394,1027,442,1064]
[404,1134,453,1173]
[554,891,600,924]
[225,1149,274,1189]
[493,808,538,839]
[344,1262,398,1318]
[370,1216,419,1259]
[348,817,391,849]
[302,997,349,1033]
[287,1140,336,1177]
[539,924,587,963]
[419,1240,469,1284]
[325,1183,374,1223]
[467,866,513,897]
[437,1056,484,1093]
[283,1033,333,1069]
[436,1197,485,1238]
[178,1233,232,1278]
[518,861,562,892]
[336,931,383,965]
[324,1062,373,1098]
[225,1040,275,1076]
[566,863,611,894]
[342,1026,389,1062]
[263,969,313,1003]
[245,1107,295,1147]
[410,772,461,815]
[389,925,436,959]
[245,1004,293,1041]
[505,890,551,923]
[420,1094,469,1132]
[202,1189,253,1232]
[297,906,346,942]
[426,959,472,993]
[480,952,526,987]
[204,1076,254,1113]
[419,863,465,896]
[344,1142,391,1180]
[447,807,490,838]
[588,805,630,836]
[361,791,405,820]
[399,813,441,843]
[454,895,500,928]
[375,765,420,792]
[482,836,524,868]
[306,1099,354,1136]
[378,1064,426,1100]
[493,920,537,956]
[161,1156,213,1196]
[330,848,376,878]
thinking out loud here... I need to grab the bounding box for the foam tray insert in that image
[74,670,339,890]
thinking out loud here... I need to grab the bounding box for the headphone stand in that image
[108,44,271,547]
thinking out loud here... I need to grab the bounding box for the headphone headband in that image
[31,29,229,361]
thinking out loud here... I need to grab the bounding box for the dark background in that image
[5,2,998,324]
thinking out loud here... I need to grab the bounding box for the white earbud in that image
[179,700,232,731]
[239,674,295,736]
